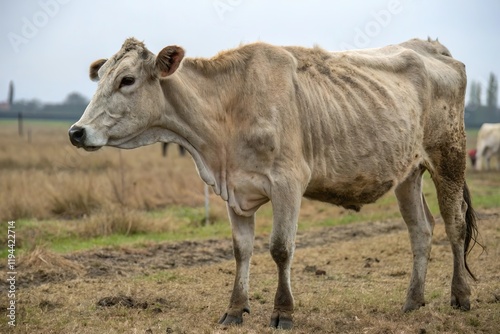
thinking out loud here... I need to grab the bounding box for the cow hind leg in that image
[437,180,476,310]
[219,206,255,325]
[431,153,478,310]
[395,166,435,312]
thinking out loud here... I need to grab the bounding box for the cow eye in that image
[119,76,135,88]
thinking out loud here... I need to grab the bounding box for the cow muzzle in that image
[68,126,102,151]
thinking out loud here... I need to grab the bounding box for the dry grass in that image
[49,179,101,219]
[0,122,209,222]
[18,246,84,274]
[77,208,152,237]
[3,211,499,334]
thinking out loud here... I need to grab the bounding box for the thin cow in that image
[69,37,479,329]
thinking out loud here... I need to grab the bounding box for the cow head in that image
[68,38,185,151]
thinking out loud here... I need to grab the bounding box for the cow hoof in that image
[270,313,293,330]
[218,307,250,326]
[218,313,243,326]
[402,300,425,313]
[451,295,470,311]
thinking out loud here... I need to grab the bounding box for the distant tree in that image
[486,72,498,110]
[64,92,88,106]
[13,99,43,113]
[468,81,477,106]
[468,81,482,107]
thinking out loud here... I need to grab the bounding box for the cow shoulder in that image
[230,44,299,161]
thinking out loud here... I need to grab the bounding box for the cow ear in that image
[156,46,185,78]
[89,59,107,81]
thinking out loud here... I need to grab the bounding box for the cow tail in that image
[463,181,481,280]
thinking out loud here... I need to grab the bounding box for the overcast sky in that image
[1,0,499,103]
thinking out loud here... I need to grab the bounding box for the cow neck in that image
[158,63,234,200]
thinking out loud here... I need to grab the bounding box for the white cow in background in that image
[475,123,500,171]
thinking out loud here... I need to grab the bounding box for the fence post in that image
[18,112,23,136]
[204,184,210,225]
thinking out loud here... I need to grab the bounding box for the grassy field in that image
[1,122,499,333]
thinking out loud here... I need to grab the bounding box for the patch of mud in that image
[67,239,240,279]
[96,295,171,313]
[294,219,405,249]
[97,295,148,309]
[17,269,78,289]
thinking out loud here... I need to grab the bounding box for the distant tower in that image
[8,81,14,107]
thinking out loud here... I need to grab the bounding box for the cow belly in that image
[304,178,394,211]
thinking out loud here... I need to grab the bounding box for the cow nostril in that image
[68,126,86,146]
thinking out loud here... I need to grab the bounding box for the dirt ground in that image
[15,218,407,289]
[2,209,499,333]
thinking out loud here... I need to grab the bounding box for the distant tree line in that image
[465,72,500,128]
[9,91,89,114]
[3,92,89,122]
[468,72,498,110]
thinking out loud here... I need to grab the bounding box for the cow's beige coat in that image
[69,38,478,329]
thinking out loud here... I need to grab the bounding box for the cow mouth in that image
[82,145,102,152]
[69,140,102,152]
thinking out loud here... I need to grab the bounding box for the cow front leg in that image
[269,183,301,330]
[219,205,255,326]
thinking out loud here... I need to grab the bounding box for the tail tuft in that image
[463,182,482,280]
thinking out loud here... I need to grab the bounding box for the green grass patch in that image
[46,219,233,254]
[316,210,400,228]
[0,119,73,127]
